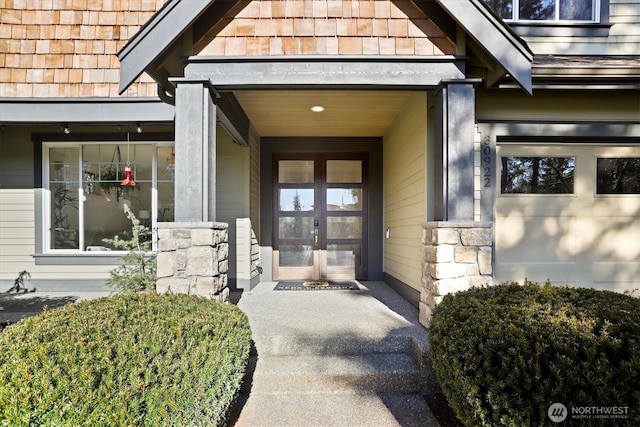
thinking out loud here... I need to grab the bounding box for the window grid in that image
[44,142,174,253]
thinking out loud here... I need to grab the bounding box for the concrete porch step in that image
[233,393,439,427]
[250,334,415,357]
[246,353,426,395]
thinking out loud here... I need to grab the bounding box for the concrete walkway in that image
[232,281,442,427]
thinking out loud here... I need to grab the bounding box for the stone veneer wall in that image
[420,221,493,327]
[156,222,229,301]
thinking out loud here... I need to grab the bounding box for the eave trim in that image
[0,98,175,124]
[117,0,219,94]
[436,0,533,94]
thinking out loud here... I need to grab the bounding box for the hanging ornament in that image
[120,131,136,187]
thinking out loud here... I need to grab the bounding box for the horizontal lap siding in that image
[0,189,112,281]
[383,93,426,293]
[524,0,640,55]
[0,189,35,274]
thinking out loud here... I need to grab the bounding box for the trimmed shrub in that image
[428,282,640,426]
[0,293,252,426]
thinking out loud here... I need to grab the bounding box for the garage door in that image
[495,144,640,292]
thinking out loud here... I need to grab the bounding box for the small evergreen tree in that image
[103,204,156,293]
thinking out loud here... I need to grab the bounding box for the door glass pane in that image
[597,158,640,194]
[279,217,314,239]
[327,244,361,267]
[326,160,362,183]
[279,245,314,266]
[279,160,314,183]
[279,189,314,211]
[327,188,362,211]
[327,216,362,239]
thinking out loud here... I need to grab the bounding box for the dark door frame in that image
[272,151,369,280]
[260,137,383,281]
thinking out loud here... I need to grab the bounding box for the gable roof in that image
[118,0,533,94]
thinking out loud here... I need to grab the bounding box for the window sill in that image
[508,22,612,37]
[33,252,128,266]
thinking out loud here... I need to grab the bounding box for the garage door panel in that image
[495,144,640,292]
[592,263,640,290]
[591,216,640,262]
[496,196,576,215]
[496,215,578,262]
[495,263,578,286]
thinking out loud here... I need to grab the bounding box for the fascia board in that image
[183,56,466,88]
[436,0,533,94]
[117,0,220,95]
[0,99,175,124]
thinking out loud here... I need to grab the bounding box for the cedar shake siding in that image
[198,0,456,56]
[0,0,166,98]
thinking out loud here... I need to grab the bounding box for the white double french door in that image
[273,153,368,280]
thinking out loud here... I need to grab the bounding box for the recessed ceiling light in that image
[310,105,325,113]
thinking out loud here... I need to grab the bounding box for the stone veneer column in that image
[420,221,493,327]
[156,222,229,302]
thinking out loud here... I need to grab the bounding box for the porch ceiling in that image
[232,90,415,137]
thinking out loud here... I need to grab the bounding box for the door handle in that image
[314,228,318,247]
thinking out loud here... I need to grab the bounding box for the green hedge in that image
[0,293,252,426]
[428,282,640,426]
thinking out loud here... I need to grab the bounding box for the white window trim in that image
[505,0,601,23]
[500,0,612,37]
[42,141,173,255]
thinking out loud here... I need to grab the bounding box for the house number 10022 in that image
[482,136,491,188]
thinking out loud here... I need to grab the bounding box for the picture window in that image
[45,142,175,252]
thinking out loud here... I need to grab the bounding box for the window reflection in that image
[279,217,314,239]
[49,147,80,249]
[279,245,313,266]
[597,158,640,194]
[327,189,362,211]
[483,0,595,21]
[501,156,575,194]
[47,143,174,251]
[327,217,362,239]
[279,189,314,211]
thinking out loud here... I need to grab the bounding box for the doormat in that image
[274,280,360,291]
